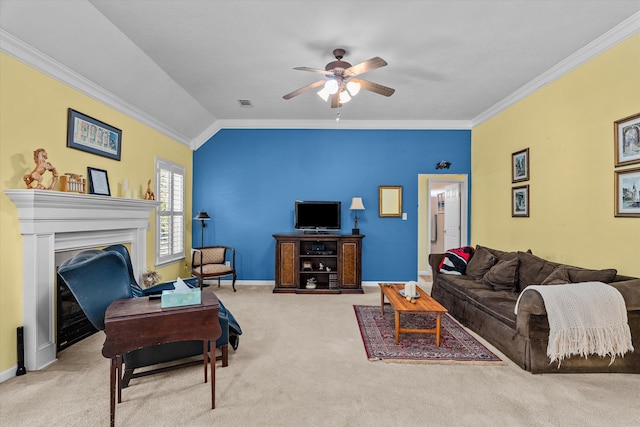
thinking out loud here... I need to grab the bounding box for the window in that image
[155,157,185,266]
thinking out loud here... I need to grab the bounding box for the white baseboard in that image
[1,365,17,383]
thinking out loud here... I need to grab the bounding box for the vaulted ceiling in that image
[1,1,638,148]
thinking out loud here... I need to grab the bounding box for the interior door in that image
[444,183,461,250]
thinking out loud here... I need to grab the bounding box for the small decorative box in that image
[161,288,201,308]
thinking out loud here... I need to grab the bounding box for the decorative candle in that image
[405,283,411,297]
[123,179,129,191]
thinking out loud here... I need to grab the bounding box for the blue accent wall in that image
[193,128,471,281]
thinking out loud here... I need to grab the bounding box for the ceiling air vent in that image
[238,99,253,108]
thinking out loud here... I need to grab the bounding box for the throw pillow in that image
[483,257,519,291]
[476,245,531,262]
[465,246,497,279]
[438,246,475,275]
[517,251,559,289]
[567,268,617,284]
[541,265,571,285]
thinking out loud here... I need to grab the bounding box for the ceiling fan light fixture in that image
[346,80,361,96]
[317,87,331,102]
[325,79,339,95]
[339,90,351,104]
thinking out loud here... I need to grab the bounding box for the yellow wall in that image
[472,34,640,277]
[0,53,194,373]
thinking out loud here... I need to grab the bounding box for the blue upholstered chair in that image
[58,244,242,388]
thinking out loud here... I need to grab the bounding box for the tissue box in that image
[161,288,202,308]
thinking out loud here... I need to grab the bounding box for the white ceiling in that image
[1,0,639,148]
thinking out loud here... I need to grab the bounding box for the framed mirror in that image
[379,186,402,217]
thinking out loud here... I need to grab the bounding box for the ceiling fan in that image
[283,48,395,108]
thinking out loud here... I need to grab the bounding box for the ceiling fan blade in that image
[293,66,333,76]
[345,57,388,77]
[330,92,340,108]
[283,80,325,100]
[356,79,395,97]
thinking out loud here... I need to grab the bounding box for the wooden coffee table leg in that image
[435,313,442,346]
[380,287,384,314]
[395,310,400,345]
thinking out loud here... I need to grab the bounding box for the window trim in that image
[155,157,186,267]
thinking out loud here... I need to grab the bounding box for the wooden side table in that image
[102,292,221,426]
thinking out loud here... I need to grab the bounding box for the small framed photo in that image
[615,168,640,217]
[87,167,111,196]
[512,148,529,182]
[67,109,122,161]
[512,185,529,217]
[614,113,640,167]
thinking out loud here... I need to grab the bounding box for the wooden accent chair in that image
[192,246,237,292]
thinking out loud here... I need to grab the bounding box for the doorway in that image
[417,174,469,277]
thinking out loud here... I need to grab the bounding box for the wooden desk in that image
[102,292,221,426]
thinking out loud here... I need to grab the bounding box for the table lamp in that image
[349,197,365,235]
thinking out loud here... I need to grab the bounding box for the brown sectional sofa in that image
[429,245,640,373]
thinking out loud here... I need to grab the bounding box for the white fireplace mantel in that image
[5,189,159,371]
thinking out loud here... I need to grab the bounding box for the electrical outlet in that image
[184,263,188,272]
[225,261,230,267]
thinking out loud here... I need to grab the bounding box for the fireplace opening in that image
[56,272,97,352]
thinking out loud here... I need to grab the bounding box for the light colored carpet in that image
[1,284,639,426]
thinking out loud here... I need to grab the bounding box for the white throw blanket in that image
[514,282,634,366]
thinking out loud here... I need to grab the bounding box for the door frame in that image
[418,174,469,276]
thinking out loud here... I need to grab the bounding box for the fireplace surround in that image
[5,189,159,371]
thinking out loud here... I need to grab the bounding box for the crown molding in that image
[190,119,472,150]
[472,11,640,127]
[4,7,638,151]
[0,29,191,146]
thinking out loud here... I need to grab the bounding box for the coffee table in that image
[379,283,448,345]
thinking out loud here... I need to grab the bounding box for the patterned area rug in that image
[354,304,503,364]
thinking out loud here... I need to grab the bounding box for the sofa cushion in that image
[542,265,571,285]
[465,288,519,327]
[439,246,475,275]
[432,274,492,302]
[567,267,617,284]
[483,257,519,292]
[517,251,559,290]
[466,246,498,279]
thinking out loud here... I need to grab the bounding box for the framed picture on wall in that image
[67,109,122,161]
[615,168,640,217]
[512,148,529,182]
[512,185,529,217]
[379,186,402,217]
[614,113,640,167]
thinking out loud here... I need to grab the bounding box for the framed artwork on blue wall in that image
[67,108,122,160]
[379,186,402,217]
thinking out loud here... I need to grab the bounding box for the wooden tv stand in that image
[273,233,364,294]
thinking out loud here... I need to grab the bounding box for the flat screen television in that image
[294,201,341,231]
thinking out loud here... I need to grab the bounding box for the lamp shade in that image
[338,90,351,104]
[194,210,211,221]
[349,197,365,210]
[346,80,361,96]
[324,79,339,95]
